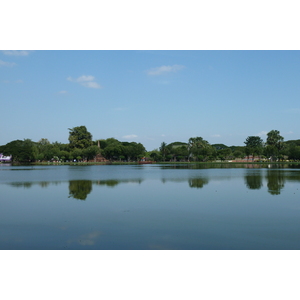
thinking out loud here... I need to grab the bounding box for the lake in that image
[1,163,300,250]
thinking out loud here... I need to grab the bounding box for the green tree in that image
[244,136,263,160]
[68,126,93,149]
[1,139,38,162]
[217,148,232,161]
[188,137,212,161]
[83,145,101,161]
[288,144,300,160]
[266,130,284,161]
[159,142,168,161]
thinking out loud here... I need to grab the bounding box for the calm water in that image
[1,163,300,250]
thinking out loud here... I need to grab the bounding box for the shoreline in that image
[7,161,300,166]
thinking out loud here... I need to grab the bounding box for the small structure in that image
[88,140,108,163]
[138,157,153,164]
[0,153,12,162]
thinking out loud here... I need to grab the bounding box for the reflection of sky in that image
[1,165,300,249]
[68,231,102,246]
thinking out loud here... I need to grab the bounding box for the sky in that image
[1,50,300,151]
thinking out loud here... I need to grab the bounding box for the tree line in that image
[1,126,300,163]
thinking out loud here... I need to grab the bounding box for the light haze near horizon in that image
[1,50,299,151]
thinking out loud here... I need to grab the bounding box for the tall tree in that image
[188,137,211,161]
[159,142,168,161]
[244,136,263,159]
[266,130,284,160]
[68,126,93,149]
[266,130,284,150]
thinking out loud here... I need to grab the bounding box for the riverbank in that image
[10,160,300,166]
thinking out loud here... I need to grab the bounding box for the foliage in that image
[188,137,213,161]
[159,142,168,161]
[68,126,93,149]
[0,139,37,162]
[244,136,264,158]
[266,130,284,148]
[265,130,284,161]
[2,125,300,163]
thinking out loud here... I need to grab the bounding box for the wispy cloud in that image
[146,65,185,76]
[257,131,268,137]
[122,134,138,139]
[2,50,31,56]
[59,90,68,94]
[211,134,221,138]
[67,75,102,89]
[0,60,16,67]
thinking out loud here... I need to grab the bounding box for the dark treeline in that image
[1,126,300,163]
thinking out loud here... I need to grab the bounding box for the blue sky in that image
[1,50,300,151]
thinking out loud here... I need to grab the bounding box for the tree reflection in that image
[266,170,285,195]
[188,177,209,188]
[9,182,33,188]
[39,181,50,188]
[95,180,119,187]
[94,179,143,188]
[244,171,263,190]
[68,180,92,200]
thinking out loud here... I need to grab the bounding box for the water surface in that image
[1,164,300,249]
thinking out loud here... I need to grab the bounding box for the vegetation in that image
[1,127,300,163]
[244,136,264,160]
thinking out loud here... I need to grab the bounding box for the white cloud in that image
[146,64,185,76]
[0,60,16,67]
[2,50,30,56]
[59,90,68,94]
[76,75,95,82]
[212,134,221,138]
[257,131,268,136]
[123,134,138,139]
[67,75,102,89]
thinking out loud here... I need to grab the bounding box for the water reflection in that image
[244,171,263,190]
[94,179,143,187]
[8,181,59,189]
[188,177,209,189]
[266,170,285,195]
[3,165,300,200]
[68,180,93,200]
[158,163,300,169]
